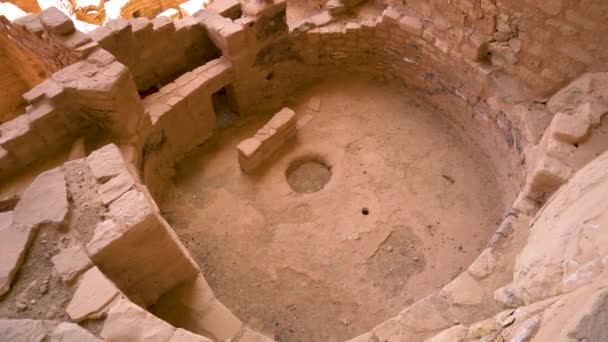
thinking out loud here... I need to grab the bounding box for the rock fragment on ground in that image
[51,245,93,284]
[0,224,36,296]
[13,167,68,227]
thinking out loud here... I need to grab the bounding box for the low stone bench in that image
[236,107,296,173]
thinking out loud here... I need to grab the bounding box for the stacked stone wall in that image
[90,16,221,93]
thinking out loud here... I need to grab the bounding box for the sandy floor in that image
[160,76,506,341]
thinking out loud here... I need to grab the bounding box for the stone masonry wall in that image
[0,8,90,77]
[384,0,608,98]
[90,16,221,93]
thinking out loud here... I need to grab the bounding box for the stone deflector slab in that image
[237,107,296,173]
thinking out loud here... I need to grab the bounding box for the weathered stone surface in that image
[0,319,56,341]
[13,167,68,227]
[468,248,497,279]
[551,112,590,144]
[198,300,243,341]
[494,284,524,308]
[442,272,485,305]
[513,103,554,144]
[51,246,93,284]
[547,72,608,119]
[169,328,213,342]
[66,267,121,322]
[510,315,540,342]
[426,324,468,342]
[0,224,36,296]
[99,172,135,205]
[101,300,176,342]
[237,329,273,342]
[85,219,124,258]
[560,287,608,341]
[86,144,128,183]
[48,322,103,342]
[39,7,75,35]
[512,151,608,304]
[0,211,12,231]
[108,189,151,226]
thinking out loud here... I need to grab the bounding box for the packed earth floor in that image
[156,75,508,341]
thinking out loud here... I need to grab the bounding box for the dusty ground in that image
[160,75,507,341]
[0,158,107,334]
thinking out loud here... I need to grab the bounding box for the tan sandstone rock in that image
[51,245,93,284]
[86,144,129,183]
[425,324,468,342]
[169,328,213,342]
[66,267,121,322]
[512,151,608,304]
[101,300,176,342]
[0,224,36,296]
[13,167,68,227]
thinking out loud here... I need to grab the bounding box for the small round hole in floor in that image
[286,157,331,194]
[361,208,369,215]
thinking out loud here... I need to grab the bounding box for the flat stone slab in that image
[0,319,101,341]
[86,144,128,183]
[51,246,93,284]
[66,267,120,322]
[169,328,213,342]
[13,167,68,227]
[99,172,134,205]
[0,224,36,296]
[101,299,176,342]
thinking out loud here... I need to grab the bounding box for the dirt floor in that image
[160,75,507,342]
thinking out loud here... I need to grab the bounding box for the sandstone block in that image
[198,299,243,341]
[512,103,554,144]
[49,322,103,341]
[551,112,590,144]
[101,300,176,342]
[86,144,128,183]
[442,272,485,305]
[526,155,572,199]
[66,267,121,322]
[169,328,213,342]
[87,189,199,305]
[13,167,68,227]
[99,172,135,205]
[85,220,124,257]
[39,7,75,35]
[237,107,296,173]
[0,224,36,296]
[51,246,93,284]
[206,0,241,20]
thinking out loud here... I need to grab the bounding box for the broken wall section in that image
[89,16,221,93]
[195,0,306,116]
[0,45,146,182]
[0,7,93,122]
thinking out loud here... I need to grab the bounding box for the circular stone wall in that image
[155,74,511,341]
